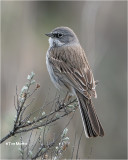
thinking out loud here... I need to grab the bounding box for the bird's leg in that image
[63,92,72,104]
[63,92,68,104]
[62,92,72,113]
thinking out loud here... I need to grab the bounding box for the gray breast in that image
[46,50,62,90]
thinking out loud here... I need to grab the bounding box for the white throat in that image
[49,37,65,47]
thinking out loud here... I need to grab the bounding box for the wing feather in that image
[48,45,96,99]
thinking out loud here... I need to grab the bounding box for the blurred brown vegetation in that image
[1,1,127,159]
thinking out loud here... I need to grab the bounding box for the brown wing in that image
[48,45,96,99]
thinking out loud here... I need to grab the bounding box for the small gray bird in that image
[45,26,104,138]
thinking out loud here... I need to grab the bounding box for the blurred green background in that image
[1,1,127,159]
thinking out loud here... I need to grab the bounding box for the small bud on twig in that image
[36,83,40,89]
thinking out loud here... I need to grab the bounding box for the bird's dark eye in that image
[53,33,63,38]
[57,33,63,38]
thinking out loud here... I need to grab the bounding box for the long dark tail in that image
[75,90,104,138]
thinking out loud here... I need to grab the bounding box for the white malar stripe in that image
[49,37,65,47]
[49,37,54,47]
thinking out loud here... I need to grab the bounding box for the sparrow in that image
[45,26,104,138]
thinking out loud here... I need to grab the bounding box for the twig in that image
[0,130,14,144]
[71,132,77,160]
[26,130,33,159]
[0,72,80,160]
[76,127,84,160]
[31,111,75,159]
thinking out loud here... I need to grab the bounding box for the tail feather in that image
[75,90,104,138]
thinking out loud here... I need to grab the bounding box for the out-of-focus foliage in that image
[1,1,127,159]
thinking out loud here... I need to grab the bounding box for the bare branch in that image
[0,72,81,160]
[76,127,84,160]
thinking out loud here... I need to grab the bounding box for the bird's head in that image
[45,26,79,47]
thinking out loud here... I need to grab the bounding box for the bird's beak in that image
[45,33,53,37]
